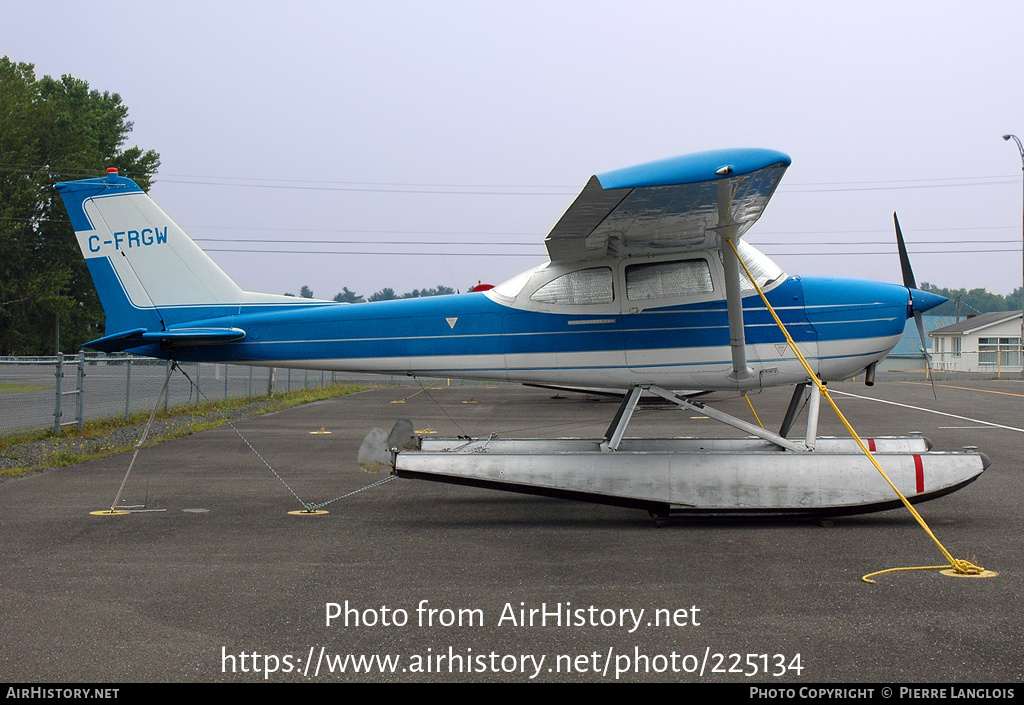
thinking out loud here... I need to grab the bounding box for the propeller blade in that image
[914,310,938,400]
[897,213,937,399]
[894,212,917,291]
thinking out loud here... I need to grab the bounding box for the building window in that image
[978,337,1021,366]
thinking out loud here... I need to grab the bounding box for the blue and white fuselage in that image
[58,149,991,516]
[55,149,944,392]
[80,263,923,392]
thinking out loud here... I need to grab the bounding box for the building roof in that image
[888,315,955,357]
[928,310,1022,337]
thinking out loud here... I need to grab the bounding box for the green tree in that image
[0,57,159,354]
[364,285,455,301]
[400,284,455,298]
[920,282,1013,317]
[299,285,314,299]
[333,287,364,303]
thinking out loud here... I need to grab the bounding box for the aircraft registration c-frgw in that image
[56,148,987,517]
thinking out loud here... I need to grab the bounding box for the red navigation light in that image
[106,167,118,174]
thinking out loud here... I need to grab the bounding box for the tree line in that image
[4,57,1024,356]
[289,285,457,302]
[0,57,159,355]
[919,283,1024,319]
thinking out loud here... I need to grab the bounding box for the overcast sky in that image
[5,1,1024,300]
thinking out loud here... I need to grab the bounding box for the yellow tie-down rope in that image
[743,393,764,428]
[725,239,989,583]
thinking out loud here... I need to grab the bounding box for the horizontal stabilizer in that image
[84,328,149,353]
[86,327,246,352]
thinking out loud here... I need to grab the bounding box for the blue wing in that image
[544,148,791,262]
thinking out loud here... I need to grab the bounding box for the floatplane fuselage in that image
[55,148,983,516]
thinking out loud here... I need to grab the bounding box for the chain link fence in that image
[0,353,417,437]
[4,351,1013,438]
[878,352,1024,380]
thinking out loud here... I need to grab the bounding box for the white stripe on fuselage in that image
[237,334,895,390]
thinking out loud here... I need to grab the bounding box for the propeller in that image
[894,212,937,399]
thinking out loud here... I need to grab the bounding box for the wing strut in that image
[715,178,754,383]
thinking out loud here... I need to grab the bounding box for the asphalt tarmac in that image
[1,379,1021,683]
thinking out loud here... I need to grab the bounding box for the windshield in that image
[491,265,543,300]
[735,241,786,291]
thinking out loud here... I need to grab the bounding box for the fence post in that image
[76,351,85,431]
[164,359,171,414]
[224,364,229,399]
[125,356,132,422]
[53,352,63,435]
[267,367,275,397]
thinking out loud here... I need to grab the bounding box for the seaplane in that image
[55,148,988,517]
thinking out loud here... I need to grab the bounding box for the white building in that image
[928,311,1023,373]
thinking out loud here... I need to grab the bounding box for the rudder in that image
[55,170,245,334]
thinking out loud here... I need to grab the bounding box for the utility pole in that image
[1002,134,1024,375]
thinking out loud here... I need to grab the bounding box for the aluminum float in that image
[359,385,989,518]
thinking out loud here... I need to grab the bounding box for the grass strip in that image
[0,383,365,478]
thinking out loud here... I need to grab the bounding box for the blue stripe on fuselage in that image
[155,275,910,365]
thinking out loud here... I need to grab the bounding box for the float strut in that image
[601,386,645,451]
[779,382,809,439]
[804,382,822,450]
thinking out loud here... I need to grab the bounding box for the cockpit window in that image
[735,241,786,290]
[530,267,614,305]
[626,259,713,300]
[492,265,540,299]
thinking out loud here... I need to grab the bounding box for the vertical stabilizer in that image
[56,172,247,333]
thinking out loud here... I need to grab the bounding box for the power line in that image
[194,238,541,246]
[202,249,543,257]
[756,225,1020,235]
[194,237,1021,247]
[6,215,1021,240]
[3,230,1022,255]
[3,160,1021,195]
[198,246,1023,257]
[5,216,1021,245]
[156,178,575,196]
[785,174,1021,187]
[780,179,1016,194]
[185,224,537,235]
